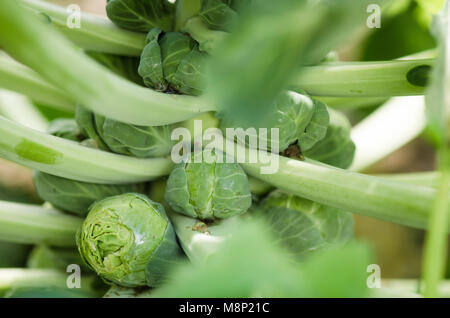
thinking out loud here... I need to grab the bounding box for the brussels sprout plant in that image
[77,193,182,287]
[0,0,448,300]
[165,150,252,220]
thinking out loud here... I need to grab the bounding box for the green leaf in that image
[257,190,354,260]
[206,0,390,128]
[33,171,144,217]
[87,52,145,86]
[198,0,251,31]
[153,220,370,297]
[106,0,175,32]
[76,106,175,158]
[219,91,329,152]
[46,119,82,142]
[303,109,356,169]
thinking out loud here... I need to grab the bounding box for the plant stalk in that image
[0,200,82,246]
[0,0,214,126]
[0,115,174,183]
[21,0,146,56]
[0,54,75,112]
[291,59,433,97]
[422,167,450,297]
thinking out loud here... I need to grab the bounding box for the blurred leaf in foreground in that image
[206,0,390,127]
[153,220,372,298]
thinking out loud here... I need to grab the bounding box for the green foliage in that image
[257,190,354,260]
[27,245,85,271]
[46,118,83,142]
[106,0,175,32]
[153,220,370,297]
[87,52,144,86]
[76,106,174,158]
[32,119,146,216]
[198,0,251,31]
[0,241,30,268]
[33,171,144,217]
[77,193,183,287]
[362,1,436,61]
[165,150,252,220]
[206,0,388,128]
[219,91,329,152]
[138,28,207,95]
[303,109,356,169]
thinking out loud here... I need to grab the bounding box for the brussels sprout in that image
[138,28,207,95]
[76,106,174,158]
[199,0,252,31]
[106,0,175,32]
[87,52,144,86]
[77,193,183,287]
[219,91,329,152]
[164,150,252,220]
[33,171,144,217]
[303,109,356,169]
[257,190,354,260]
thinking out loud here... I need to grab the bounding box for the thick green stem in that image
[0,0,214,126]
[0,89,49,131]
[422,170,450,297]
[175,0,202,31]
[0,269,68,296]
[290,59,433,97]
[0,113,445,230]
[379,172,448,189]
[0,200,82,246]
[216,137,445,230]
[167,210,246,264]
[350,96,426,171]
[0,115,173,183]
[316,96,387,110]
[21,0,146,56]
[0,54,75,112]
[182,17,228,54]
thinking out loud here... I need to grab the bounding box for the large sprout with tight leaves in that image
[77,193,182,287]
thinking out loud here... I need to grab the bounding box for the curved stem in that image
[350,96,427,171]
[0,112,445,230]
[21,0,146,56]
[0,200,82,246]
[0,269,68,296]
[290,59,433,97]
[316,96,387,110]
[422,169,450,297]
[0,89,49,131]
[0,54,75,112]
[216,137,445,230]
[182,17,228,54]
[167,210,245,265]
[379,171,445,188]
[0,115,173,183]
[0,0,214,126]
[175,0,202,31]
